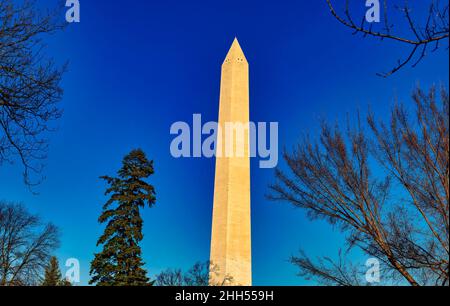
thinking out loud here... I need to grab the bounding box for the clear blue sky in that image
[1,0,448,285]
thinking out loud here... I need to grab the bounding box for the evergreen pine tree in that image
[42,257,64,286]
[89,149,156,286]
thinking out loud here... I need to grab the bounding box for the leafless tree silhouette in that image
[0,201,59,286]
[326,0,449,77]
[269,85,449,286]
[155,261,234,286]
[291,250,363,286]
[0,0,65,187]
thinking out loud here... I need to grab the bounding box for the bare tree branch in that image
[326,0,449,77]
[291,250,363,286]
[0,0,66,188]
[0,201,59,286]
[155,261,234,286]
[269,85,449,286]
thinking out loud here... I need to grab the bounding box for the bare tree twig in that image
[0,201,59,286]
[269,85,449,285]
[325,0,449,77]
[0,0,66,188]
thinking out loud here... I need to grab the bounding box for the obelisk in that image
[209,38,252,286]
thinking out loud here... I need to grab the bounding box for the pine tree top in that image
[42,256,70,286]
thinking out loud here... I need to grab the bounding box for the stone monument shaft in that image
[209,38,252,286]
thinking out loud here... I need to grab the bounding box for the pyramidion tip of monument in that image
[223,37,247,64]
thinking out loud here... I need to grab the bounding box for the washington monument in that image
[209,38,252,286]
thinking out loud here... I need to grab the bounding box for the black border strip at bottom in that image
[1,285,444,305]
